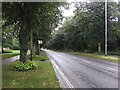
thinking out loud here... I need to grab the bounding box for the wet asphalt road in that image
[44,49,118,88]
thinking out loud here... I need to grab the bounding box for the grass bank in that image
[2,51,60,88]
[69,52,119,61]
[55,50,119,61]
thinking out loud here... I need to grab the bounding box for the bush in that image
[94,52,103,55]
[83,50,91,53]
[4,50,13,53]
[13,60,36,71]
[108,51,118,55]
[12,45,20,50]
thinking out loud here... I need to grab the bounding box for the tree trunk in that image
[35,41,39,55]
[20,49,27,63]
[19,3,30,63]
[32,40,39,55]
[19,19,30,63]
[2,47,4,53]
[30,29,33,61]
[32,43,36,55]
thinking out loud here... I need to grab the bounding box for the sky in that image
[55,3,76,30]
[60,0,119,17]
[61,3,76,17]
[61,0,119,18]
[55,0,119,31]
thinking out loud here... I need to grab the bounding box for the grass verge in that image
[69,52,119,61]
[27,50,49,60]
[54,50,119,61]
[1,50,31,60]
[2,51,60,88]
[1,50,20,60]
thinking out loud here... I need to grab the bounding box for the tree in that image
[47,2,119,55]
[2,2,65,63]
[2,23,19,52]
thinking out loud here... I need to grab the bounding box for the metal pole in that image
[30,29,33,61]
[105,0,108,56]
[39,44,40,55]
[38,40,40,55]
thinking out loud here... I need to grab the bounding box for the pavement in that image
[44,49,119,89]
[2,53,30,64]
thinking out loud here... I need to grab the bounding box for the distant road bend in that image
[44,49,118,88]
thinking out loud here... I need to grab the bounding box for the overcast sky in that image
[55,3,76,30]
[55,0,119,30]
[61,3,76,17]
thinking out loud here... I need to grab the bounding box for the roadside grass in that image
[1,53,20,60]
[54,50,119,61]
[1,50,20,60]
[11,50,20,53]
[1,50,31,60]
[27,51,49,60]
[2,51,60,88]
[69,52,119,61]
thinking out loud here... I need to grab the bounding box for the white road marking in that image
[46,52,75,89]
[72,57,77,59]
[108,67,118,72]
[83,60,91,64]
[51,59,75,89]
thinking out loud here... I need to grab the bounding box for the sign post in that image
[38,40,43,55]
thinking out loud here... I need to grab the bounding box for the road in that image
[44,49,118,88]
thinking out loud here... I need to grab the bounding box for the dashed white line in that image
[83,60,91,64]
[72,57,77,59]
[108,67,118,72]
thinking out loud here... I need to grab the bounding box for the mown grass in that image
[1,50,31,60]
[2,51,60,88]
[27,51,49,60]
[54,50,119,61]
[69,52,119,61]
[1,50,20,60]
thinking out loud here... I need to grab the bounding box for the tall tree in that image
[2,2,65,63]
[47,2,119,54]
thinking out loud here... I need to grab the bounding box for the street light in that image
[105,0,108,56]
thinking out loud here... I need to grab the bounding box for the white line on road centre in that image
[107,67,118,72]
[83,60,91,64]
[72,57,78,59]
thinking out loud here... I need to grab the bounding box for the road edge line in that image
[46,52,75,89]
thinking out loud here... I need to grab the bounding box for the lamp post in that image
[105,0,108,56]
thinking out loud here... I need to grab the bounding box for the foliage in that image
[3,50,13,53]
[12,38,19,50]
[2,23,19,49]
[13,60,36,71]
[12,45,20,50]
[46,2,119,54]
[108,51,119,55]
[2,2,66,62]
